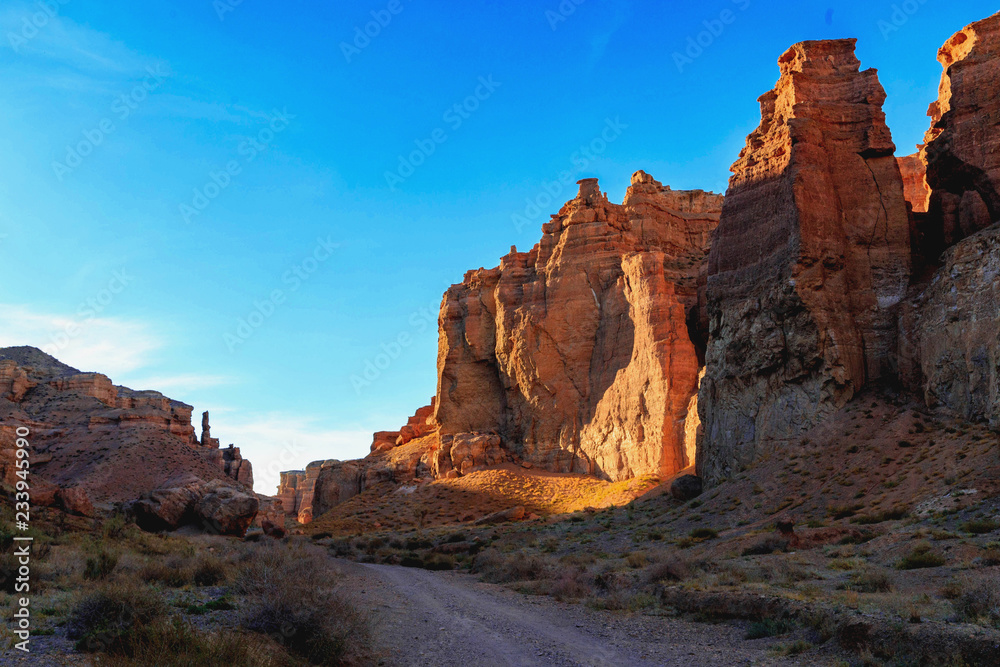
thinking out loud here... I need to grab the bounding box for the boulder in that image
[669,475,703,502]
[194,479,260,537]
[133,476,203,532]
[56,487,95,517]
[133,475,258,537]
[473,505,526,526]
[698,39,911,484]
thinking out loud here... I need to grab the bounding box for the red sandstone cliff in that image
[698,39,912,484]
[921,12,1000,252]
[435,172,720,481]
[899,12,1000,431]
[0,346,257,534]
[278,175,722,522]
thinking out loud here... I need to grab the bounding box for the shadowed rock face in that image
[900,225,1000,429]
[698,39,911,484]
[434,172,722,481]
[898,12,1000,430]
[922,12,1000,253]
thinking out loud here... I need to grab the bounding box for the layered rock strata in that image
[899,12,1000,429]
[921,12,1000,253]
[698,40,912,483]
[899,225,1000,428]
[0,346,257,534]
[435,172,721,481]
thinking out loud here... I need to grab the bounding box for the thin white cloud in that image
[117,374,235,393]
[0,2,164,76]
[210,412,372,495]
[0,303,162,377]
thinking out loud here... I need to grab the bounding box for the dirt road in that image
[336,560,817,666]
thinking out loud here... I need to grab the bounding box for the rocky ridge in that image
[0,346,258,535]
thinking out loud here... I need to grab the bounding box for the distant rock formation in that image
[435,172,721,481]
[0,346,257,535]
[698,39,912,484]
[898,154,931,215]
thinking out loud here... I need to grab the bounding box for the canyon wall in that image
[0,346,257,534]
[435,172,721,481]
[921,12,1000,253]
[697,39,912,483]
[899,12,1000,430]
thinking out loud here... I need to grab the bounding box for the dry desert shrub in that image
[952,574,1000,628]
[550,568,591,600]
[841,568,893,593]
[643,553,695,584]
[236,541,372,666]
[67,580,166,653]
[472,547,550,583]
[94,618,277,667]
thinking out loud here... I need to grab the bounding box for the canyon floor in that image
[339,559,817,666]
[4,389,1000,666]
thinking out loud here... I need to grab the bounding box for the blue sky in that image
[0,0,995,494]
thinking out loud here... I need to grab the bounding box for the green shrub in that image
[745,618,793,640]
[898,544,946,570]
[961,519,999,535]
[84,551,119,581]
[741,535,789,556]
[689,528,718,541]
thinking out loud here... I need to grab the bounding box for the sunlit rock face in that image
[698,39,912,484]
[921,12,1000,254]
[434,172,723,481]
